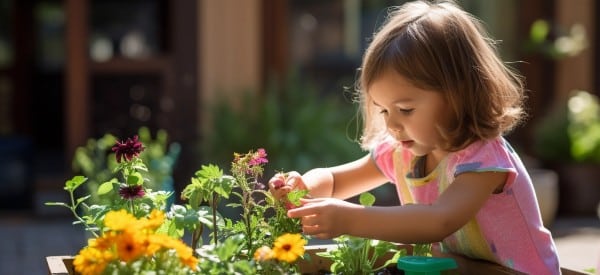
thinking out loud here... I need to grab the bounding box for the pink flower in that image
[272,179,285,190]
[248,148,268,167]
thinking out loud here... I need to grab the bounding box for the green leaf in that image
[64,175,88,192]
[130,158,148,171]
[287,189,309,206]
[195,164,224,181]
[215,235,244,261]
[44,202,68,207]
[76,195,91,205]
[97,181,114,195]
[127,172,144,185]
[359,192,376,207]
[215,175,235,198]
[530,19,549,44]
[315,251,337,259]
[167,220,184,238]
[382,251,404,268]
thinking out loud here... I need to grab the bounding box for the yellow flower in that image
[254,245,274,261]
[167,237,199,269]
[147,233,199,270]
[143,209,165,230]
[180,253,199,270]
[89,232,117,251]
[144,234,164,256]
[115,231,145,262]
[103,209,137,231]
[272,233,306,263]
[73,246,110,275]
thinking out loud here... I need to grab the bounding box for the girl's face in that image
[369,70,451,160]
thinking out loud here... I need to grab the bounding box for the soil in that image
[309,266,405,275]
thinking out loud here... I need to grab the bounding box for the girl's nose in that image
[385,117,403,133]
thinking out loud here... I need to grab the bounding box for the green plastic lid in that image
[397,256,458,274]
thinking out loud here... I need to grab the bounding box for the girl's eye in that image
[398,108,414,115]
[378,109,388,115]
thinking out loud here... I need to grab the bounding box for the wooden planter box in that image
[46,256,75,275]
[47,245,588,275]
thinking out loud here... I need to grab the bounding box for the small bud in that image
[273,179,285,190]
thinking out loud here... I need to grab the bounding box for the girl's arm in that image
[289,171,507,243]
[301,154,390,199]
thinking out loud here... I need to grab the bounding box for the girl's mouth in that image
[400,140,414,148]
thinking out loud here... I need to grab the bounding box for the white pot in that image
[530,168,559,227]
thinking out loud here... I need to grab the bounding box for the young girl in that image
[269,0,560,274]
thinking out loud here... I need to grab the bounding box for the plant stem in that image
[191,225,203,257]
[68,190,99,238]
[243,191,253,254]
[129,199,134,215]
[211,193,218,245]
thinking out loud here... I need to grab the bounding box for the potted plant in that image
[533,90,600,216]
[48,134,413,274]
[47,135,308,274]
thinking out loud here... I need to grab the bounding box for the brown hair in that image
[357,0,525,151]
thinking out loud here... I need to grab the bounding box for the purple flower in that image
[118,184,145,200]
[112,135,145,163]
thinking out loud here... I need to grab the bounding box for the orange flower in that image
[115,231,145,262]
[89,232,117,251]
[145,234,166,256]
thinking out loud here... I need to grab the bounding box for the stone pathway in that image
[552,217,600,273]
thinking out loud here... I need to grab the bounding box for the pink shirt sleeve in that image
[371,140,398,183]
[447,138,518,191]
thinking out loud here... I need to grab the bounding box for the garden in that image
[45,135,420,274]
[46,132,590,274]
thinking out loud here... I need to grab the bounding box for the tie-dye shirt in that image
[372,136,560,274]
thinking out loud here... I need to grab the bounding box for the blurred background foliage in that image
[534,90,600,164]
[201,71,364,177]
[201,71,399,206]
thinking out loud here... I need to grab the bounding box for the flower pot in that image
[530,168,559,226]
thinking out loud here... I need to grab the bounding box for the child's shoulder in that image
[449,137,517,167]
[371,137,399,158]
[455,137,510,155]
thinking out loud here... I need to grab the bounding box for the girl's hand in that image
[268,171,308,201]
[287,198,361,239]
